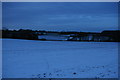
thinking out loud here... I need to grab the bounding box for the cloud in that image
[2,2,118,32]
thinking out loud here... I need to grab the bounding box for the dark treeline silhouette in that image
[2,29,120,42]
[2,29,38,40]
[101,30,120,42]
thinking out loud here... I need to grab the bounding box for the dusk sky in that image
[3,2,118,32]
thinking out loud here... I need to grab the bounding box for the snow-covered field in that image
[2,39,118,78]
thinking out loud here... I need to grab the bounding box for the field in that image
[2,39,118,78]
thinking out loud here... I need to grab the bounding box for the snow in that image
[38,35,69,41]
[2,39,118,78]
[0,39,2,79]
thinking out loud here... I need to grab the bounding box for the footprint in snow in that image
[73,72,77,75]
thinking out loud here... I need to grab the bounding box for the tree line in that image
[1,29,120,42]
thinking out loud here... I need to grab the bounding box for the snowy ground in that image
[2,39,118,78]
[0,39,2,79]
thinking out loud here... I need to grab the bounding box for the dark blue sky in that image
[3,2,118,32]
